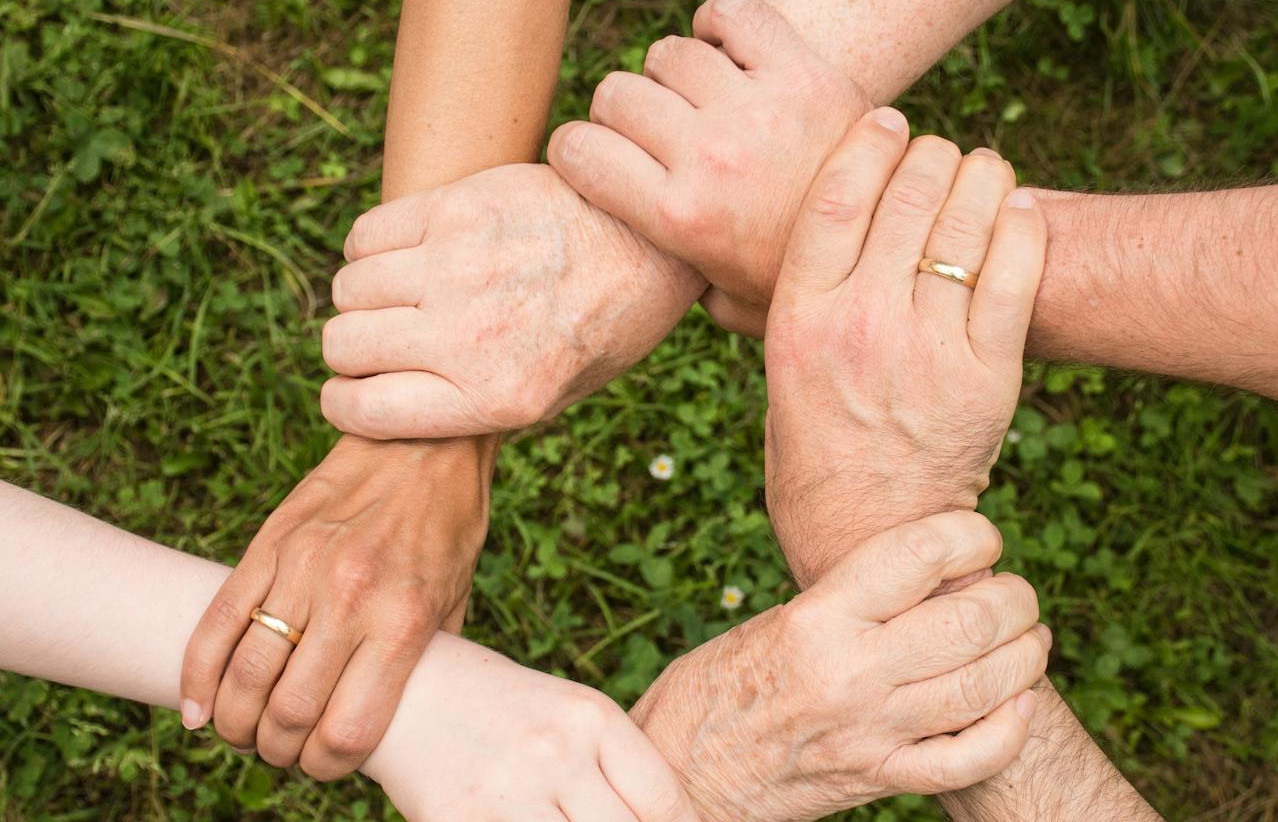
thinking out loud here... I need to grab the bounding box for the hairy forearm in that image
[939,679,1161,821]
[1027,187,1278,398]
[767,0,1012,103]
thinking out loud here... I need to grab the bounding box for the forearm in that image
[767,0,1012,103]
[382,0,568,199]
[0,481,471,784]
[939,679,1161,821]
[1027,187,1278,398]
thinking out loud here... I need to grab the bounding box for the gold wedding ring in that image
[250,607,303,646]
[919,258,979,290]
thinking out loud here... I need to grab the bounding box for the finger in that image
[700,287,767,338]
[914,148,1016,329]
[320,373,484,440]
[598,715,700,822]
[559,772,641,822]
[331,247,431,313]
[775,107,910,295]
[322,306,442,378]
[548,121,668,242]
[692,0,811,73]
[255,610,357,769]
[212,587,309,751]
[343,190,439,262]
[807,511,1004,624]
[591,71,695,163]
[590,71,700,166]
[299,637,427,781]
[966,188,1048,367]
[879,572,1040,684]
[884,690,1038,795]
[854,134,963,301]
[642,35,746,107]
[895,624,1052,736]
[180,553,275,731]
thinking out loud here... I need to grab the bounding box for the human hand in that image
[548,0,868,336]
[319,163,705,440]
[363,632,699,821]
[762,110,1046,585]
[180,435,496,779]
[631,512,1049,822]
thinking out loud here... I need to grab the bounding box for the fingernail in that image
[180,699,206,731]
[1006,189,1036,209]
[229,745,255,756]
[871,107,908,134]
[1015,690,1038,721]
[1034,623,1053,650]
[330,274,342,307]
[970,147,1002,160]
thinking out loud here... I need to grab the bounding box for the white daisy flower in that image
[1006,429,1023,444]
[720,585,744,610]
[649,454,675,481]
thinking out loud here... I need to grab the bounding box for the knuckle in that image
[999,573,1040,621]
[657,194,713,239]
[267,689,324,732]
[949,596,998,653]
[228,644,280,692]
[329,559,380,607]
[931,206,990,244]
[933,511,1001,564]
[893,518,950,570]
[709,0,761,24]
[955,663,997,717]
[807,170,870,226]
[644,35,681,74]
[208,595,248,630]
[697,138,750,178]
[885,172,947,215]
[315,716,379,762]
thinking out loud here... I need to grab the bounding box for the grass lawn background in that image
[2,0,1276,819]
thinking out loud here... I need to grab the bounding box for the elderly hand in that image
[632,513,1049,822]
[180,435,495,780]
[363,633,699,822]
[549,0,868,336]
[319,163,705,440]
[762,110,1047,585]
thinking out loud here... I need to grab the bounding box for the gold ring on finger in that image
[250,607,303,646]
[919,258,979,290]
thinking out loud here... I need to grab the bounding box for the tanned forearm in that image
[382,0,568,198]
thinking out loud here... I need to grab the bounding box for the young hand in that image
[763,110,1047,585]
[364,633,699,822]
[180,436,495,780]
[549,0,868,336]
[631,513,1049,822]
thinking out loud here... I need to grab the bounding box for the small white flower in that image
[1006,429,1023,444]
[649,454,675,481]
[720,585,744,610]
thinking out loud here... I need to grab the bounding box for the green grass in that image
[2,0,1277,819]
